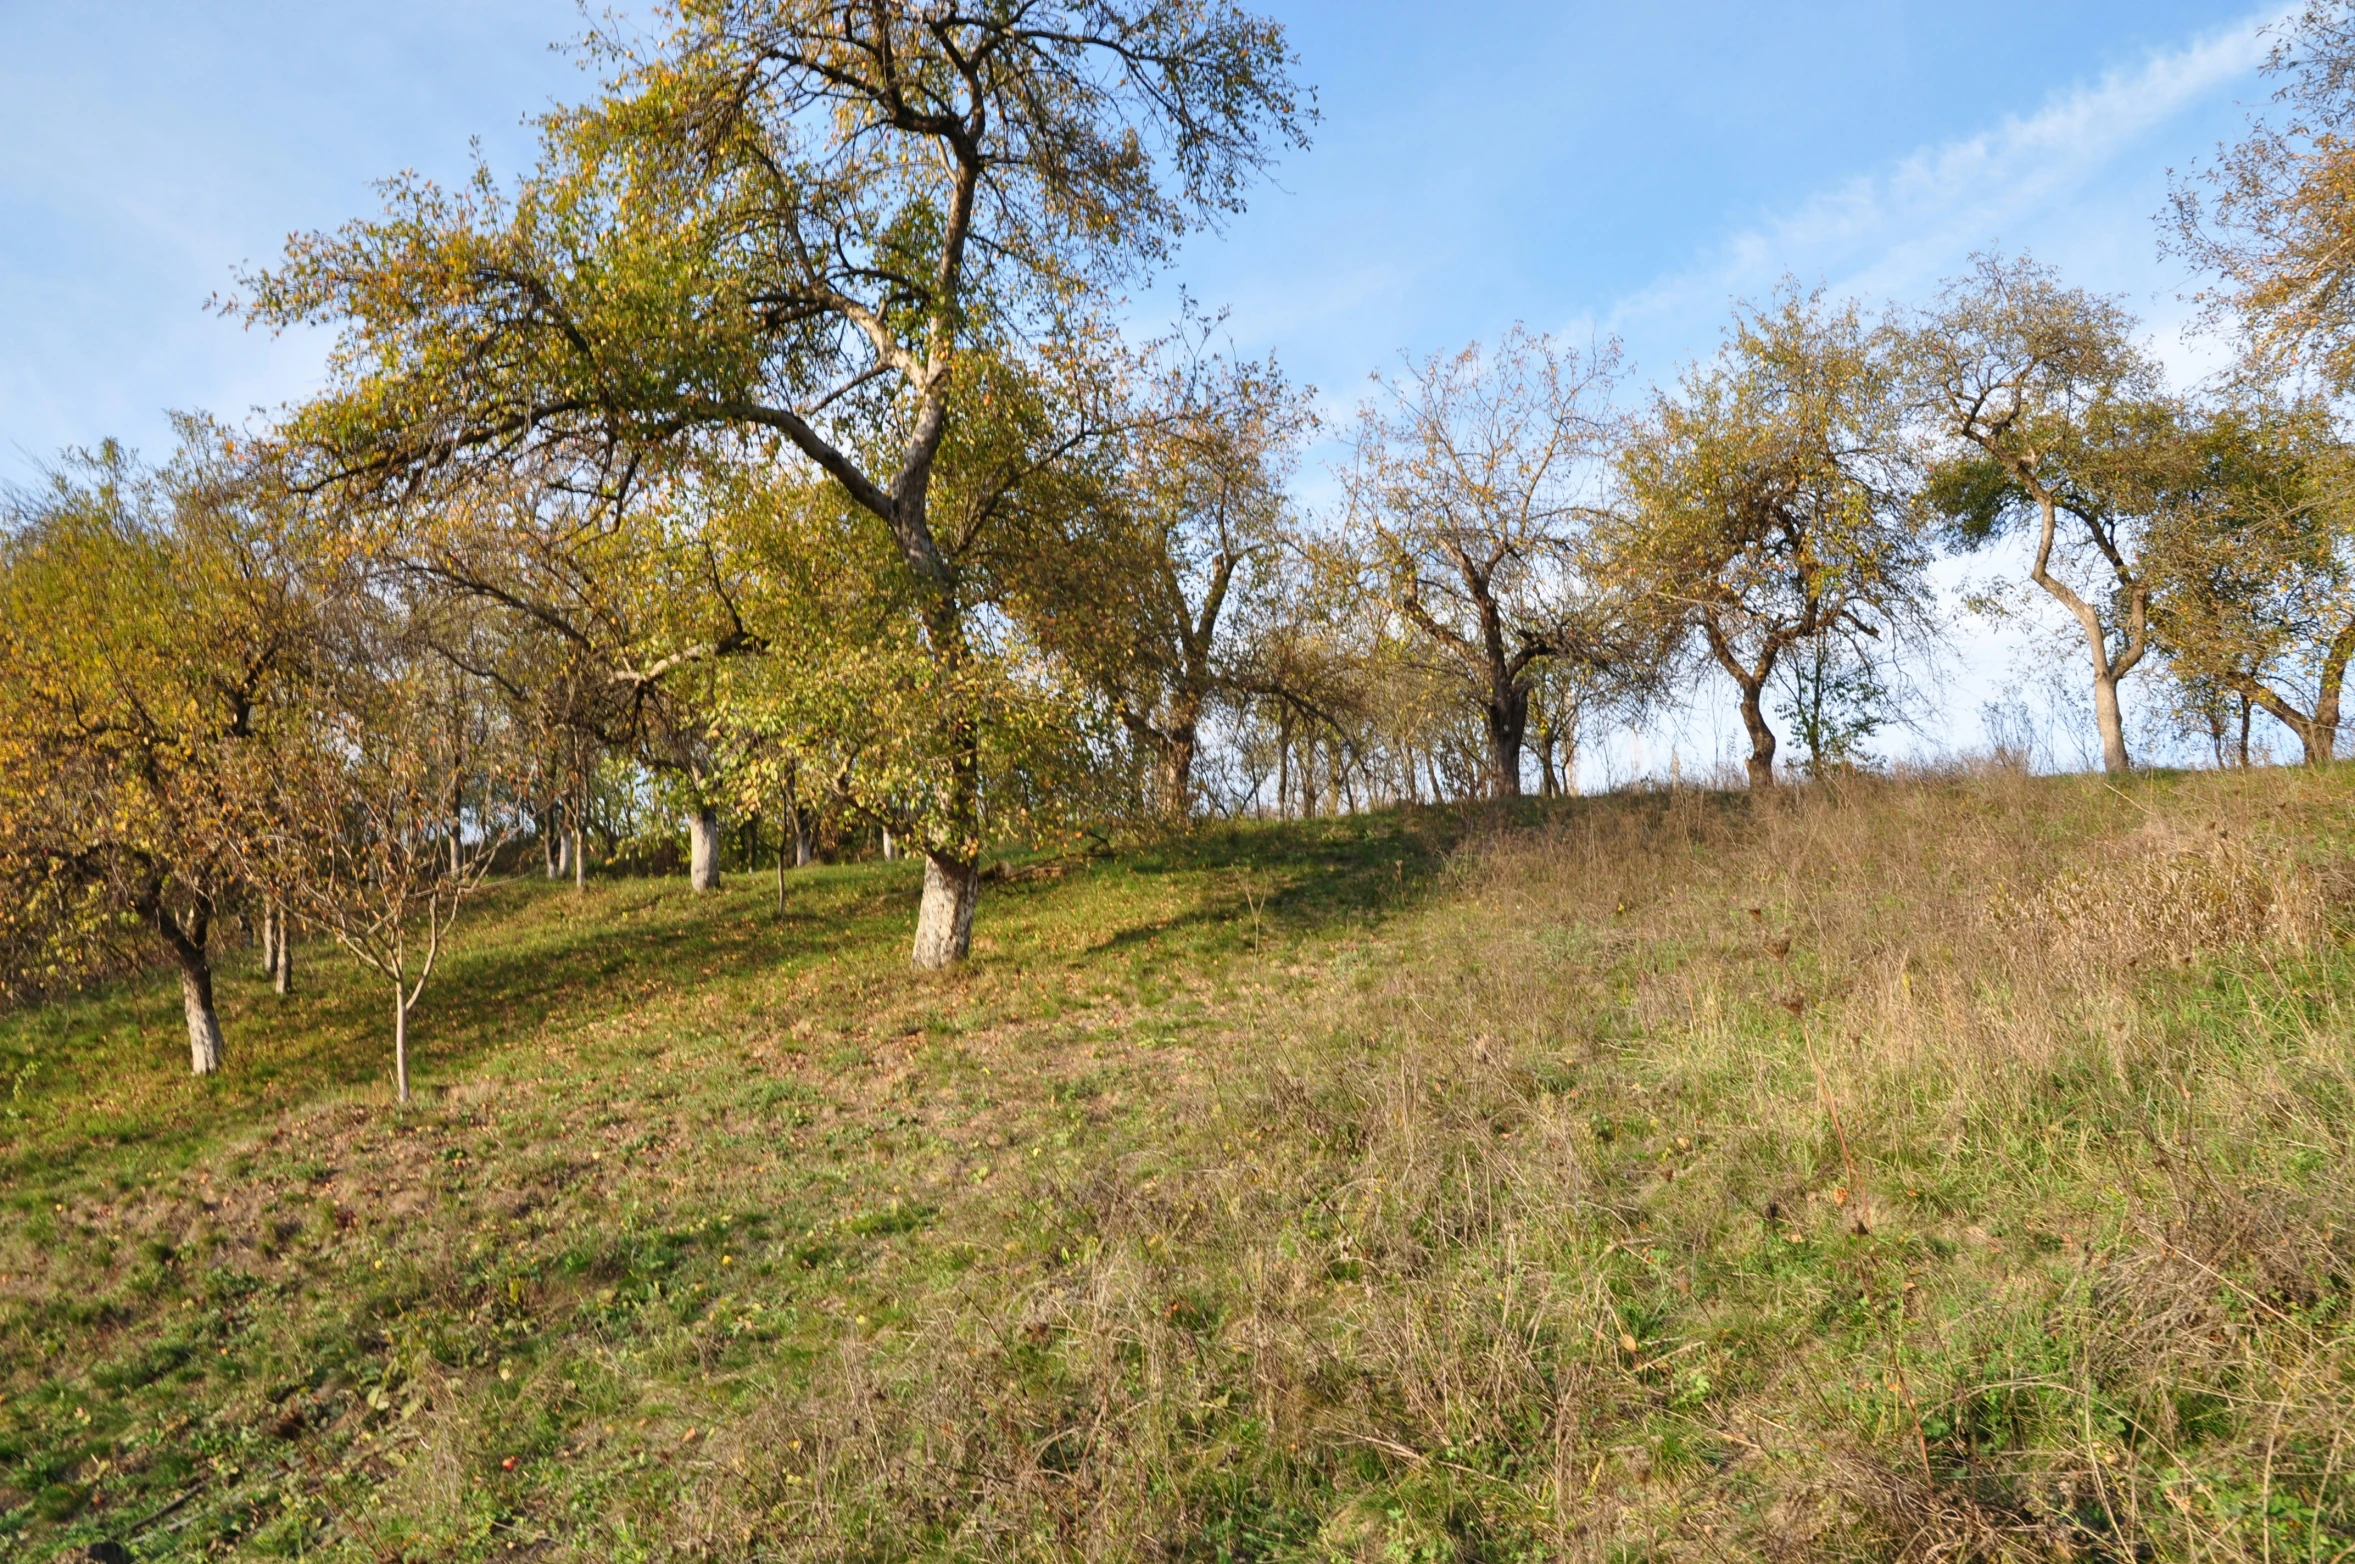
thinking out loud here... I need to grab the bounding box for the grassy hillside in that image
[4,766,2354,1562]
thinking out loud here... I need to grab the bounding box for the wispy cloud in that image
[1607,5,2285,355]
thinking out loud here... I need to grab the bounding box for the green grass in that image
[5,769,2355,1561]
[0,812,1451,1559]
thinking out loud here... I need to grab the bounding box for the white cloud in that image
[1580,6,2296,783]
[1605,4,2285,367]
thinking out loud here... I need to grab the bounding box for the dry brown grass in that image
[669,763,2355,1562]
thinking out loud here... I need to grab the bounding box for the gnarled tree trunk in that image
[1156,725,1200,822]
[913,852,978,970]
[1483,679,1529,798]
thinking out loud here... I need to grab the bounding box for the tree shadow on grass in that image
[0,805,1498,1197]
[0,864,923,1196]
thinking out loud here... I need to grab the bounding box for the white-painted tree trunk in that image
[393,988,411,1104]
[912,852,977,969]
[180,963,223,1076]
[689,806,721,891]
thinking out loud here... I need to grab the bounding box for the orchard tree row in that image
[10,1,2355,1090]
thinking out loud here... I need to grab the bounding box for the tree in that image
[710,428,1127,951]
[0,432,311,1074]
[1612,290,1923,788]
[1348,327,1627,797]
[232,0,1309,966]
[2171,2,2355,393]
[367,459,768,895]
[2146,400,2355,764]
[1907,256,2168,775]
[241,595,522,1103]
[1031,337,1313,820]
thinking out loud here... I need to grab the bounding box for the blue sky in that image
[0,0,2283,479]
[0,1,2300,769]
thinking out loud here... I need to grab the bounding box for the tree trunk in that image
[910,588,985,966]
[571,823,586,891]
[776,824,789,916]
[913,852,978,969]
[2036,540,2134,775]
[2239,679,2339,766]
[2299,626,2353,764]
[393,987,411,1104]
[1535,722,1559,798]
[1275,715,1292,818]
[156,900,222,1076]
[1484,685,1529,799]
[881,829,898,862]
[689,806,721,891]
[1157,726,1200,823]
[273,909,293,998]
[543,804,562,878]
[178,957,224,1077]
[259,906,276,978]
[1738,680,1778,789]
[2089,662,2130,776]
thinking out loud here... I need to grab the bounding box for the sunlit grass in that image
[6,772,2355,1560]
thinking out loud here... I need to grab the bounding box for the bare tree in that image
[242,604,520,1103]
[1349,327,1626,797]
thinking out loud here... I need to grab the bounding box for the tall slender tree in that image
[1908,256,2168,775]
